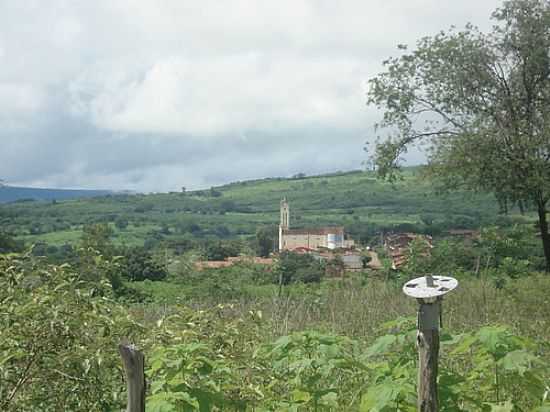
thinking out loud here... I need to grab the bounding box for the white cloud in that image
[0,0,504,190]
[59,0,502,138]
[69,54,369,136]
[0,83,45,113]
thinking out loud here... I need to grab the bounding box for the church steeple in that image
[279,198,290,251]
[280,197,289,230]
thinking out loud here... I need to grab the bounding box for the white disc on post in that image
[403,275,458,299]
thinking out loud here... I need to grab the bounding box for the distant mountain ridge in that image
[0,186,112,203]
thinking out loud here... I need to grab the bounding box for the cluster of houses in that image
[196,198,479,273]
[197,199,364,272]
[276,198,364,271]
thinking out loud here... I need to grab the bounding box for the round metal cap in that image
[403,275,458,299]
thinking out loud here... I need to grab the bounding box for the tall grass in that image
[132,274,550,347]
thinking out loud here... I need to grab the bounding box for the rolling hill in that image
[0,168,531,249]
[0,186,112,203]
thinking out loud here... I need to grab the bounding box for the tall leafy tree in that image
[255,225,277,257]
[367,0,550,270]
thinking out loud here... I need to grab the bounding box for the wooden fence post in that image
[417,299,440,411]
[119,343,145,412]
[403,274,458,412]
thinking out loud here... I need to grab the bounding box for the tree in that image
[255,225,277,257]
[114,216,129,230]
[275,251,324,285]
[367,0,550,270]
[203,240,241,261]
[120,246,168,281]
[80,223,114,258]
[209,187,223,198]
[0,232,23,254]
[78,223,121,289]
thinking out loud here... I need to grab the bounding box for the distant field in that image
[0,167,533,248]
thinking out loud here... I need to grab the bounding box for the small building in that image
[341,253,363,271]
[278,198,354,251]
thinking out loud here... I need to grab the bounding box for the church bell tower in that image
[280,197,289,230]
[279,198,289,251]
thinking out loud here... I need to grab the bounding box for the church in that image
[278,198,354,251]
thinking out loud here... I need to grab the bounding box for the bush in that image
[0,231,23,253]
[0,254,143,411]
[114,216,129,229]
[275,251,325,285]
[120,247,168,281]
[203,240,242,261]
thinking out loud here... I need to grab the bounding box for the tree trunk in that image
[536,200,550,272]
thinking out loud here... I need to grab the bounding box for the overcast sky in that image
[0,0,502,191]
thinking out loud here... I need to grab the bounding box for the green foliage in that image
[448,325,548,410]
[0,253,143,411]
[2,168,510,258]
[203,240,242,261]
[146,306,265,411]
[1,250,549,410]
[80,223,115,257]
[143,299,550,411]
[256,225,277,258]
[402,237,432,276]
[0,231,23,254]
[115,216,129,229]
[260,331,365,411]
[358,320,550,411]
[367,0,550,269]
[359,318,417,411]
[276,252,325,285]
[120,246,168,282]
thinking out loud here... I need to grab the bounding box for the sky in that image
[0,0,502,192]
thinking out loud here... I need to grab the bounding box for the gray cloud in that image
[0,0,502,191]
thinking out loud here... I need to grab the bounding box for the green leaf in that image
[147,397,178,412]
[319,391,338,407]
[477,326,518,360]
[364,335,397,358]
[498,349,537,376]
[451,333,476,355]
[484,401,514,412]
[360,382,401,411]
[292,389,311,403]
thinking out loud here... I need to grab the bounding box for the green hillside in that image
[0,185,112,203]
[0,167,530,250]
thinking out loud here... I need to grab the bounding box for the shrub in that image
[120,247,168,281]
[0,254,143,411]
[275,251,325,285]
